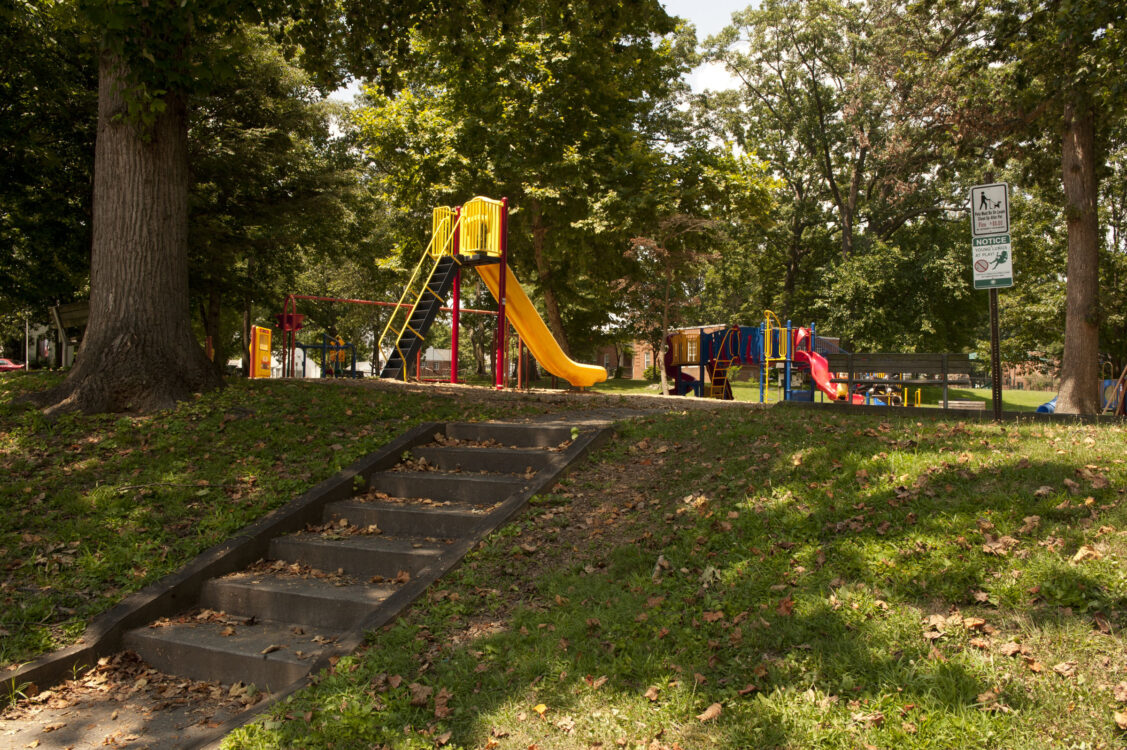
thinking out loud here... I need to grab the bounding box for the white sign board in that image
[970,183,1009,237]
[972,234,1013,289]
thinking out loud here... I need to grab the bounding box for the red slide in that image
[794,350,864,404]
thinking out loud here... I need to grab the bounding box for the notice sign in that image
[970,183,1009,237]
[972,235,1013,289]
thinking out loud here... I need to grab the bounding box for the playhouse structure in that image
[664,312,866,404]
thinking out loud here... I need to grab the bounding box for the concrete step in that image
[412,444,555,474]
[199,571,397,631]
[446,422,576,448]
[269,533,450,580]
[325,498,487,539]
[369,471,529,504]
[124,617,341,691]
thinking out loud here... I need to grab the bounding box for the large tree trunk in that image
[1056,101,1101,415]
[35,54,221,414]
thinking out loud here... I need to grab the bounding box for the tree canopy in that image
[3,0,1126,413]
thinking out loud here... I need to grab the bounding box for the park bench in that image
[947,399,986,411]
[824,353,977,409]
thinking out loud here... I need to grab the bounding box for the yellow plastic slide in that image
[475,264,607,387]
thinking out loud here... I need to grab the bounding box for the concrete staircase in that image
[116,421,599,696]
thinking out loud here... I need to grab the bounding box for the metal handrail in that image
[378,212,460,364]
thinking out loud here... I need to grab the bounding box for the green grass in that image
[0,373,548,670]
[223,406,1127,750]
[595,376,1058,412]
[6,373,1127,748]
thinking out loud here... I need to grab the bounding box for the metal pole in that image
[990,288,1003,420]
[784,320,792,401]
[451,207,461,384]
[759,324,765,403]
[495,198,509,390]
[25,315,29,371]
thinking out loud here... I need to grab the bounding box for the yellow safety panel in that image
[458,197,503,256]
[250,325,272,378]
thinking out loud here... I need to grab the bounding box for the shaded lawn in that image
[0,374,548,670]
[226,407,1127,750]
[595,376,1058,413]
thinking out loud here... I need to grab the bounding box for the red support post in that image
[495,198,509,390]
[451,207,461,384]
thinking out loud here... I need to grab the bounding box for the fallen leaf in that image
[777,596,795,616]
[1019,516,1041,534]
[1116,711,1127,731]
[533,703,548,717]
[998,642,1026,657]
[702,611,724,623]
[436,730,452,745]
[1071,545,1102,563]
[408,683,433,706]
[696,703,722,722]
[644,686,660,701]
[388,674,403,688]
[1113,682,1127,703]
[1034,486,1054,498]
[1053,662,1077,678]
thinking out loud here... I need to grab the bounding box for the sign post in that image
[970,182,1012,420]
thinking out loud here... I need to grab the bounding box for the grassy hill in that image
[3,374,1126,748]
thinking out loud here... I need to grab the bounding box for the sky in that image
[662,0,748,92]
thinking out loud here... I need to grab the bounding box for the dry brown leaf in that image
[696,702,722,722]
[408,682,433,706]
[1071,545,1102,563]
[777,596,795,616]
[997,642,1026,657]
[644,686,660,701]
[702,611,724,622]
[436,730,452,745]
[1115,711,1127,731]
[1052,662,1077,678]
[1113,682,1127,703]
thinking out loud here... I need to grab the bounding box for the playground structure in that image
[377,197,606,389]
[1036,363,1127,415]
[665,315,984,407]
[291,334,359,379]
[663,313,868,404]
[271,197,604,389]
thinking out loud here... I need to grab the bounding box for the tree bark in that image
[659,277,671,397]
[1056,101,1101,415]
[34,53,221,413]
[529,200,571,356]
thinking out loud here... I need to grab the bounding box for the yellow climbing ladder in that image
[377,207,460,379]
[708,328,738,399]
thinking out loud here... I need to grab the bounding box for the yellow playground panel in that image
[250,325,272,378]
[668,331,700,366]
